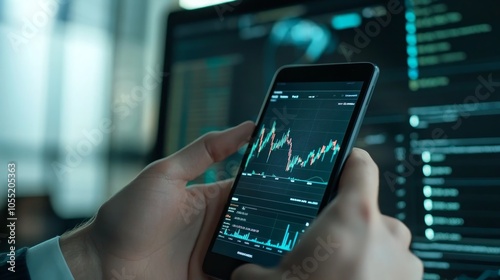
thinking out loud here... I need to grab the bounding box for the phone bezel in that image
[203,62,379,279]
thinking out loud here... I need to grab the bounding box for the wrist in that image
[60,221,103,279]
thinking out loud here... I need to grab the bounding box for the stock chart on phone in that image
[211,81,362,265]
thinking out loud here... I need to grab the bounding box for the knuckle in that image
[395,219,411,236]
[201,132,221,161]
[394,220,412,243]
[384,216,412,244]
[202,131,219,143]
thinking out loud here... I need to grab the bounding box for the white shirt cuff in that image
[26,236,75,280]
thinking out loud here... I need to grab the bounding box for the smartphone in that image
[203,63,379,279]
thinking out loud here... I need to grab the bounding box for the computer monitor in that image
[155,0,500,278]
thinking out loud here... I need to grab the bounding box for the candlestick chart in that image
[244,121,341,184]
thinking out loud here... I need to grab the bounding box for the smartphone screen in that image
[204,63,378,277]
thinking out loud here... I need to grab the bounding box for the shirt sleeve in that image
[26,236,75,280]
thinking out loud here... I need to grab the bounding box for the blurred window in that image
[1,0,173,219]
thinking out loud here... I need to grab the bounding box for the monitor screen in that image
[157,0,500,279]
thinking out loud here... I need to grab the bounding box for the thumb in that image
[333,148,380,216]
[232,264,275,280]
[149,121,254,181]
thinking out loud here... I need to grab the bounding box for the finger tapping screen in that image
[211,81,363,266]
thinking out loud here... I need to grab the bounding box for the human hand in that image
[60,122,255,279]
[232,148,423,280]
